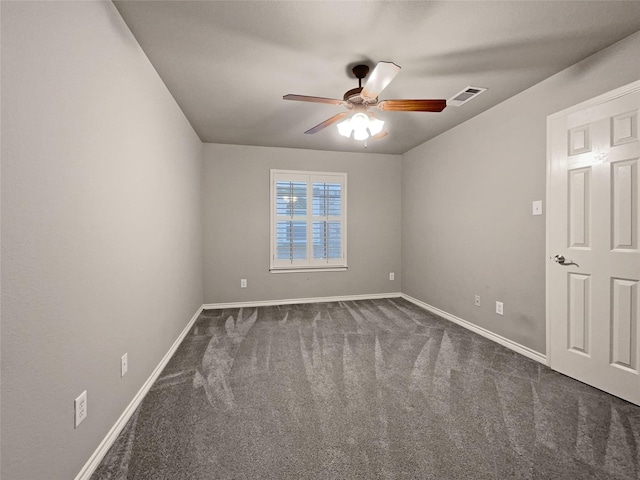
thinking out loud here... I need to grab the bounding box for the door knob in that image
[553,254,579,267]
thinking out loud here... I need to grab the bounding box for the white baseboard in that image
[74,305,204,480]
[203,292,403,310]
[205,292,546,364]
[401,294,547,365]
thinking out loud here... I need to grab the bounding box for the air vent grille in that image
[448,86,487,106]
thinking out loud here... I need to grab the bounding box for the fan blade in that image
[283,94,344,105]
[377,99,447,112]
[361,62,401,99]
[372,130,388,140]
[304,113,348,134]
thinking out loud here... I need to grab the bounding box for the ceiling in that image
[113,1,640,155]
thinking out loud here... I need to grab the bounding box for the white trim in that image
[203,292,402,310]
[401,294,547,365]
[545,110,555,365]
[74,305,204,480]
[547,80,640,120]
[270,266,348,274]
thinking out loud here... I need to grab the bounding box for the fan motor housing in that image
[343,87,363,101]
[343,87,379,106]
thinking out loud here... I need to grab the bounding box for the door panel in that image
[610,278,637,370]
[612,159,637,250]
[569,168,591,248]
[568,273,590,354]
[548,82,640,405]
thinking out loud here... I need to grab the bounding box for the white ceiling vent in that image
[447,86,487,107]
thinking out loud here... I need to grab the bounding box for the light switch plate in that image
[532,200,543,216]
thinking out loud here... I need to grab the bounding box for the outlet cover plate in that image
[75,391,87,428]
[496,301,504,315]
[121,353,128,377]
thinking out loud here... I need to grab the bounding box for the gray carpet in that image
[91,298,640,479]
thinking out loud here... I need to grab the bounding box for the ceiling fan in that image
[283,61,446,141]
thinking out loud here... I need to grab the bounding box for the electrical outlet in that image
[389,272,395,281]
[121,353,128,377]
[475,295,481,307]
[240,279,247,288]
[75,391,87,428]
[532,200,543,216]
[496,301,504,315]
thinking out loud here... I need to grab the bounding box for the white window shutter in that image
[270,170,346,272]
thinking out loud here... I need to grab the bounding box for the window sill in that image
[270,266,348,274]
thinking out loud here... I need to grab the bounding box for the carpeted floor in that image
[91,298,640,479]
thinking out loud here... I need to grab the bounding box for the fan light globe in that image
[350,113,369,130]
[337,118,352,138]
[368,117,384,136]
[353,128,369,141]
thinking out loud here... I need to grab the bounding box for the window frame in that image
[270,169,347,273]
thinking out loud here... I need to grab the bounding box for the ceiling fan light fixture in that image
[337,112,385,140]
[285,61,446,141]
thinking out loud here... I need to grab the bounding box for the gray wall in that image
[1,2,203,479]
[203,144,401,303]
[401,31,640,354]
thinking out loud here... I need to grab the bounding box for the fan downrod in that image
[352,64,370,84]
[343,64,371,102]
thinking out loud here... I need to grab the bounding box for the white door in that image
[547,81,640,406]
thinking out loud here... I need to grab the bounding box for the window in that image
[270,170,347,272]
